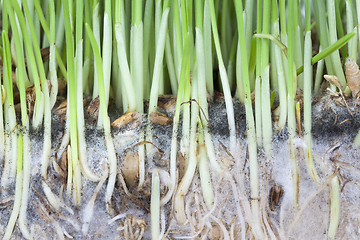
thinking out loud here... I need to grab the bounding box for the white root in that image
[58,185,74,215]
[225,171,247,240]
[198,143,214,211]
[261,186,277,240]
[244,97,265,239]
[286,172,337,238]
[66,145,73,197]
[76,39,101,182]
[174,181,222,239]
[160,115,180,206]
[30,224,47,240]
[137,139,145,190]
[279,191,288,239]
[40,73,60,210]
[104,124,117,216]
[108,213,127,225]
[37,200,65,240]
[18,118,31,239]
[63,229,73,239]
[158,208,166,240]
[82,167,109,235]
[41,182,60,211]
[56,128,70,164]
[3,171,23,240]
[210,215,231,240]
[174,120,198,223]
[117,171,137,199]
[185,191,196,233]
[174,64,200,224]
[151,170,160,240]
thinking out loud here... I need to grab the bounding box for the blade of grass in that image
[346,0,357,60]
[273,20,287,130]
[314,0,336,91]
[8,0,28,125]
[7,6,31,216]
[91,1,101,99]
[255,0,262,148]
[83,0,92,95]
[142,1,154,100]
[296,32,355,76]
[63,0,81,205]
[287,0,299,207]
[335,0,347,59]
[293,1,304,90]
[303,31,320,183]
[313,45,326,95]
[234,0,264,238]
[327,0,347,89]
[86,23,118,216]
[160,33,190,206]
[165,31,178,94]
[208,0,236,154]
[198,118,214,210]
[48,0,58,108]
[102,0,112,111]
[1,31,18,192]
[33,0,67,79]
[204,0,214,97]
[244,0,254,61]
[174,68,199,223]
[146,8,170,157]
[148,7,170,114]
[261,65,272,157]
[270,0,279,90]
[131,0,144,112]
[114,9,136,111]
[259,1,273,154]
[76,39,100,182]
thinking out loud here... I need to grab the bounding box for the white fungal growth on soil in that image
[0,96,359,239]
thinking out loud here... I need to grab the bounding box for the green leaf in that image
[297,32,356,75]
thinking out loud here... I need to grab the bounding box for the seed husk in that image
[111,111,142,129]
[324,75,342,90]
[122,152,139,189]
[86,96,100,120]
[149,111,172,125]
[269,183,284,211]
[345,58,360,98]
